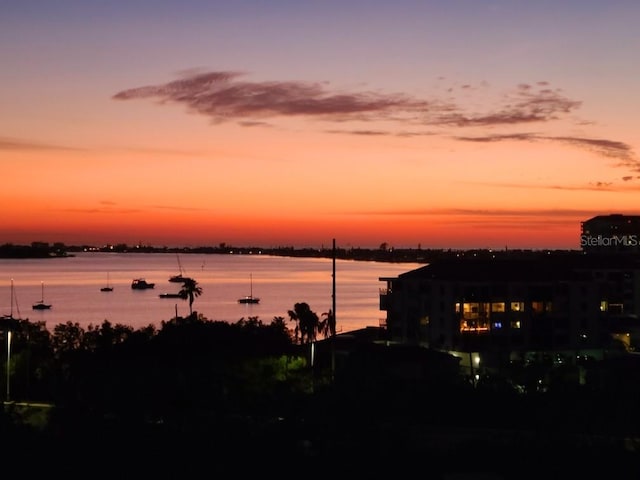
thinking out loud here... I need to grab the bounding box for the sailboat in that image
[169,253,194,283]
[238,274,260,304]
[2,279,25,322]
[32,281,52,310]
[101,272,114,292]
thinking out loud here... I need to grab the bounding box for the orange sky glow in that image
[1,2,639,249]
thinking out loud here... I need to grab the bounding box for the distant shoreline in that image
[1,241,583,264]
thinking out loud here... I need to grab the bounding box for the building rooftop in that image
[394,251,640,282]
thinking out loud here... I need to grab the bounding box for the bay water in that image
[1,252,423,334]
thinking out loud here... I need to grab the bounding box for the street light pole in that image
[6,330,11,401]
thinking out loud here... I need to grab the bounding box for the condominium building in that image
[581,214,640,254]
[379,251,640,369]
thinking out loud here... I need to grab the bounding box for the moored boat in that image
[32,281,52,310]
[131,278,155,289]
[169,254,194,283]
[238,295,260,304]
[101,272,113,292]
[238,274,260,304]
[159,292,184,298]
[168,273,194,283]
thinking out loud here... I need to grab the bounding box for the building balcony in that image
[379,288,389,310]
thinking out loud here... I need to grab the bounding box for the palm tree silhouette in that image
[287,302,320,344]
[320,309,336,338]
[179,278,202,317]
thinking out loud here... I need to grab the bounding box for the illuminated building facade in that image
[379,252,640,369]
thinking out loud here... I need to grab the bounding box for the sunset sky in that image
[2,1,639,249]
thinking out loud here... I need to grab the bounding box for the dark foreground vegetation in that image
[1,311,639,477]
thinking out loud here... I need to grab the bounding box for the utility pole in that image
[332,238,336,328]
[331,238,336,379]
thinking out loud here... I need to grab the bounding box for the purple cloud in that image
[455,133,638,172]
[113,71,580,129]
[112,70,637,176]
[113,71,431,123]
[434,84,581,126]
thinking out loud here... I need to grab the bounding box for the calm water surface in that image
[1,252,423,333]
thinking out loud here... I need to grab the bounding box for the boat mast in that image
[10,278,14,317]
[177,253,184,275]
[8,278,23,319]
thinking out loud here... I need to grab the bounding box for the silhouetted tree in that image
[51,321,86,354]
[287,302,320,344]
[6,319,52,401]
[84,320,135,351]
[320,309,336,338]
[179,278,203,316]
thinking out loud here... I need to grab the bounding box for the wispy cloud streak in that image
[112,72,578,128]
[455,133,639,174]
[112,70,637,176]
[113,71,432,123]
[0,137,81,152]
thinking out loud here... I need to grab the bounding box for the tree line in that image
[1,300,639,474]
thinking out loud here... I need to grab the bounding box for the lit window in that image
[510,302,524,312]
[531,301,544,313]
[491,302,506,312]
[463,302,480,317]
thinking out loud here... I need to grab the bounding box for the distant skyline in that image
[2,1,639,249]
